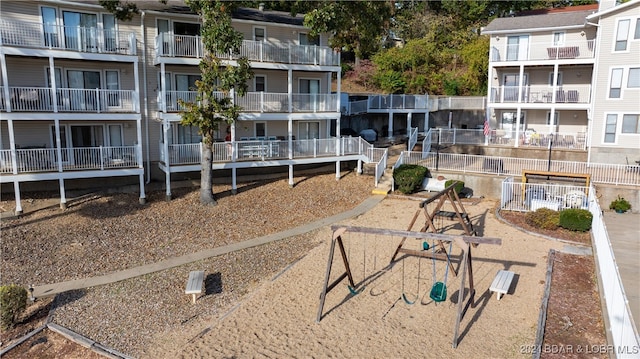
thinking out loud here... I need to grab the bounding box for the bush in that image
[444,180,465,195]
[559,209,593,232]
[525,208,560,230]
[0,285,28,330]
[393,164,428,194]
[609,195,631,213]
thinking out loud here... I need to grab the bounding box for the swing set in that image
[316,182,503,348]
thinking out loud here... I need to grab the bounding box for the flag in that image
[483,119,490,136]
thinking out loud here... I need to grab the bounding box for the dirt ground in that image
[0,200,606,358]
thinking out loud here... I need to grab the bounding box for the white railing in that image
[373,148,388,187]
[161,137,377,166]
[291,94,338,112]
[0,19,136,55]
[6,87,136,113]
[588,189,640,357]
[164,90,199,112]
[0,146,138,173]
[399,152,640,186]
[408,127,418,151]
[490,39,595,62]
[489,84,591,104]
[235,92,289,112]
[368,94,430,110]
[500,179,589,212]
[155,34,340,66]
[427,128,587,150]
[422,129,432,157]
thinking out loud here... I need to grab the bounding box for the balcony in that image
[490,39,595,62]
[155,34,339,66]
[368,94,430,110]
[0,145,139,174]
[162,91,338,113]
[0,19,136,56]
[489,85,591,104]
[1,87,137,113]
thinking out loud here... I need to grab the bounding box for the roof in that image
[482,5,598,34]
[586,0,640,20]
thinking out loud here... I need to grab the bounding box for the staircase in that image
[368,143,406,195]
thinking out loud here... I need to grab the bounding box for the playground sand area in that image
[148,197,565,358]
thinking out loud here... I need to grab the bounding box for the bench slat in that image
[490,270,514,300]
[185,270,204,294]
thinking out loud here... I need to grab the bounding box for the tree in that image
[180,0,252,205]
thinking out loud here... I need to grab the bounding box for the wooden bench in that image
[185,270,204,303]
[489,270,514,300]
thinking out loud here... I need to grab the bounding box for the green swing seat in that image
[429,281,447,302]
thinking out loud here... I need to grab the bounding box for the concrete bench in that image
[185,270,204,303]
[489,270,514,300]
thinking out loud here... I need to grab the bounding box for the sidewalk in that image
[32,194,386,298]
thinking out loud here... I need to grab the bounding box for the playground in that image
[169,192,566,358]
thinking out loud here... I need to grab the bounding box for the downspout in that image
[585,19,600,164]
[141,10,151,183]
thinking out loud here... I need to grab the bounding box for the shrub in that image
[559,209,593,232]
[444,180,465,195]
[0,285,28,330]
[525,208,560,230]
[393,164,428,194]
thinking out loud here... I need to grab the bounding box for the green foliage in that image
[374,70,406,94]
[444,180,465,195]
[525,208,560,230]
[609,195,631,212]
[559,209,593,232]
[0,285,27,330]
[393,165,428,194]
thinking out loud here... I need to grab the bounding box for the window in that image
[298,121,320,140]
[175,74,200,91]
[173,22,200,36]
[605,114,617,143]
[255,122,266,137]
[548,72,562,86]
[255,75,266,92]
[546,112,559,126]
[552,32,565,46]
[103,14,117,51]
[253,27,265,42]
[176,125,201,144]
[628,68,640,88]
[41,7,59,47]
[506,35,529,61]
[621,114,640,134]
[62,11,98,51]
[609,68,623,98]
[615,19,630,51]
[299,32,319,46]
[635,18,640,39]
[105,70,120,107]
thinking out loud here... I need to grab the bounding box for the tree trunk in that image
[199,144,216,205]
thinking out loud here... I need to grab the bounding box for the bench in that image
[185,270,204,303]
[489,270,514,300]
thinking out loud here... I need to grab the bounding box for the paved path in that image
[32,195,386,298]
[602,211,640,331]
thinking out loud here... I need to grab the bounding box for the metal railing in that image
[490,39,595,62]
[489,84,591,104]
[397,151,640,186]
[422,129,432,156]
[0,145,139,173]
[408,127,418,151]
[588,189,640,356]
[427,128,587,150]
[155,34,339,66]
[5,87,137,113]
[373,148,388,187]
[160,137,376,166]
[431,96,486,111]
[163,91,338,113]
[500,178,589,212]
[368,94,430,110]
[0,19,136,55]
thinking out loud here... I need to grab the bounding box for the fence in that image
[398,152,640,186]
[500,177,589,212]
[0,146,138,173]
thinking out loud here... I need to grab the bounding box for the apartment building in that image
[0,1,370,212]
[482,0,640,163]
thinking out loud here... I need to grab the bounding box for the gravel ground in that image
[0,171,373,357]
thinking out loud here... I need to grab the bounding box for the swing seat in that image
[430,282,447,302]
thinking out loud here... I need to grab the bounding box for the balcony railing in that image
[160,137,374,165]
[489,85,591,104]
[2,87,137,113]
[368,94,430,110]
[155,33,339,66]
[429,128,587,150]
[163,91,338,113]
[0,19,136,55]
[490,39,595,62]
[0,145,139,174]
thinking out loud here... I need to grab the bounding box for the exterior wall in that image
[589,2,640,163]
